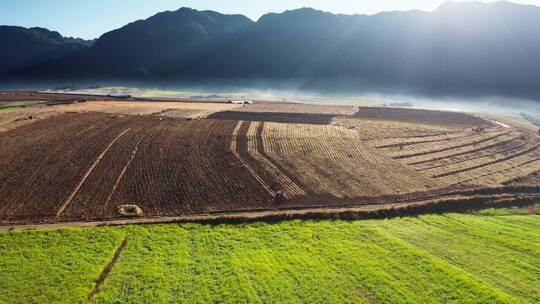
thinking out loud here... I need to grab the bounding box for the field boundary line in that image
[56,128,132,217]
[230,121,275,196]
[86,237,128,302]
[2,193,538,232]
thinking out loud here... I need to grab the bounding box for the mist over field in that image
[2,1,540,109]
[3,75,540,118]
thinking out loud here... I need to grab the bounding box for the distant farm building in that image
[229,100,253,104]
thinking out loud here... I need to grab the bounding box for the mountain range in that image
[0,26,94,74]
[3,1,540,100]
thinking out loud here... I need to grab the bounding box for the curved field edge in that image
[0,211,538,304]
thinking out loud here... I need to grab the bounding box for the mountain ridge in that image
[4,1,540,100]
[0,26,94,74]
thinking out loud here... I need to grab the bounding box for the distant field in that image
[139,90,247,98]
[0,106,23,112]
[236,102,358,115]
[54,100,242,117]
[0,100,46,108]
[99,87,132,90]
[0,105,64,133]
[354,107,492,127]
[1,211,538,303]
[480,113,538,128]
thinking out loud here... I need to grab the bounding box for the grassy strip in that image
[166,194,539,224]
[0,106,24,112]
[0,100,47,108]
[0,227,125,304]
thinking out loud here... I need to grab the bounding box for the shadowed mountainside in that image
[6,1,540,100]
[0,26,94,74]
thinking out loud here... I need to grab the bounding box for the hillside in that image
[0,26,93,74]
[10,8,254,78]
[6,1,540,100]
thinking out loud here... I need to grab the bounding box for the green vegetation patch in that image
[369,214,540,303]
[139,90,247,98]
[93,215,536,303]
[0,106,24,112]
[99,87,131,90]
[1,212,538,303]
[0,100,47,108]
[0,227,125,304]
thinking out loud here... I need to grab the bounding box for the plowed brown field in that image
[0,113,273,222]
[207,111,339,125]
[0,103,538,224]
[353,107,492,127]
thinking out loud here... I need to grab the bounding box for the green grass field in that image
[0,100,49,108]
[139,90,247,98]
[1,211,538,303]
[0,106,24,112]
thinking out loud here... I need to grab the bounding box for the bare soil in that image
[353,107,492,127]
[207,111,340,125]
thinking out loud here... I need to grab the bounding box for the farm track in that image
[103,139,142,206]
[0,114,132,218]
[56,128,132,217]
[2,188,538,231]
[63,130,149,219]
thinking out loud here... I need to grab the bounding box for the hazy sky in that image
[1,0,539,39]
